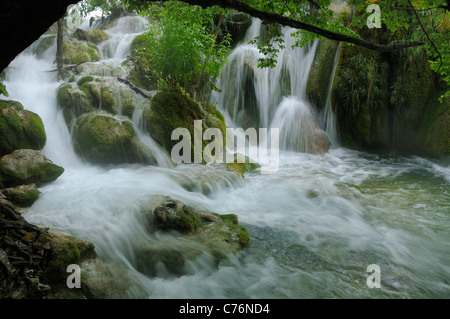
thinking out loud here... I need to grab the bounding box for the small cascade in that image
[213,18,325,153]
[271,96,329,154]
[98,15,148,60]
[320,43,341,147]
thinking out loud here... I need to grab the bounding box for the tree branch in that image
[141,0,424,52]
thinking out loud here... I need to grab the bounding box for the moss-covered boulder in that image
[74,29,109,44]
[0,100,46,157]
[126,34,158,91]
[153,198,202,233]
[0,149,64,188]
[1,183,40,207]
[57,78,142,124]
[63,40,101,65]
[137,196,250,276]
[306,38,339,109]
[57,83,95,124]
[45,232,96,284]
[72,112,152,165]
[143,91,226,162]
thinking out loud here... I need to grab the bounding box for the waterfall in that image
[212,18,327,153]
[1,13,448,300]
[2,54,82,169]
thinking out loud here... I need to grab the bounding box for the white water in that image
[1,16,449,298]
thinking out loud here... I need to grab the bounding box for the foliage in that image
[127,1,232,98]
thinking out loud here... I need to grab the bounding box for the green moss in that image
[46,234,95,284]
[0,100,47,156]
[76,76,94,87]
[56,84,73,107]
[63,41,101,65]
[3,185,41,207]
[72,112,147,164]
[156,205,203,233]
[306,39,339,109]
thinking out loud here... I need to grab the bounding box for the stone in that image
[0,149,64,188]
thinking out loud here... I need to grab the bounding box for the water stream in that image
[1,16,449,298]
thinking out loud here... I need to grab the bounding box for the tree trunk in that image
[56,17,65,80]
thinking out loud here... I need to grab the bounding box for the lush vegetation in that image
[75,0,449,101]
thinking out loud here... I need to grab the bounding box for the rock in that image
[0,149,64,188]
[225,153,260,177]
[0,100,46,157]
[74,28,109,44]
[63,40,101,65]
[153,197,202,233]
[57,77,144,124]
[126,34,158,91]
[72,112,153,165]
[1,184,40,207]
[143,91,226,160]
[137,196,250,276]
[0,199,52,298]
[45,232,96,284]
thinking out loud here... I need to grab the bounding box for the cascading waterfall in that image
[1,14,449,299]
[212,19,327,153]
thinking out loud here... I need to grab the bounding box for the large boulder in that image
[74,29,109,44]
[72,112,152,165]
[0,100,46,157]
[63,40,101,65]
[137,196,250,276]
[143,91,226,161]
[0,149,64,188]
[57,77,144,124]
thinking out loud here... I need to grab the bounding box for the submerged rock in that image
[137,196,250,276]
[72,112,153,165]
[0,100,46,157]
[0,149,64,188]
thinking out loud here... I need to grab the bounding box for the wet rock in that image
[1,183,40,207]
[0,100,46,157]
[72,112,154,165]
[74,29,109,44]
[0,149,64,188]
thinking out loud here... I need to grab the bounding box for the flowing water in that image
[1,16,449,298]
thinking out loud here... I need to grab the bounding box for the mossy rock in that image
[72,112,152,165]
[143,91,226,162]
[74,29,109,44]
[330,41,389,150]
[46,232,96,284]
[225,153,260,177]
[0,149,64,188]
[153,198,202,233]
[57,83,96,124]
[1,184,40,207]
[306,38,339,109]
[63,40,101,65]
[126,34,158,91]
[0,100,47,157]
[137,196,250,276]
